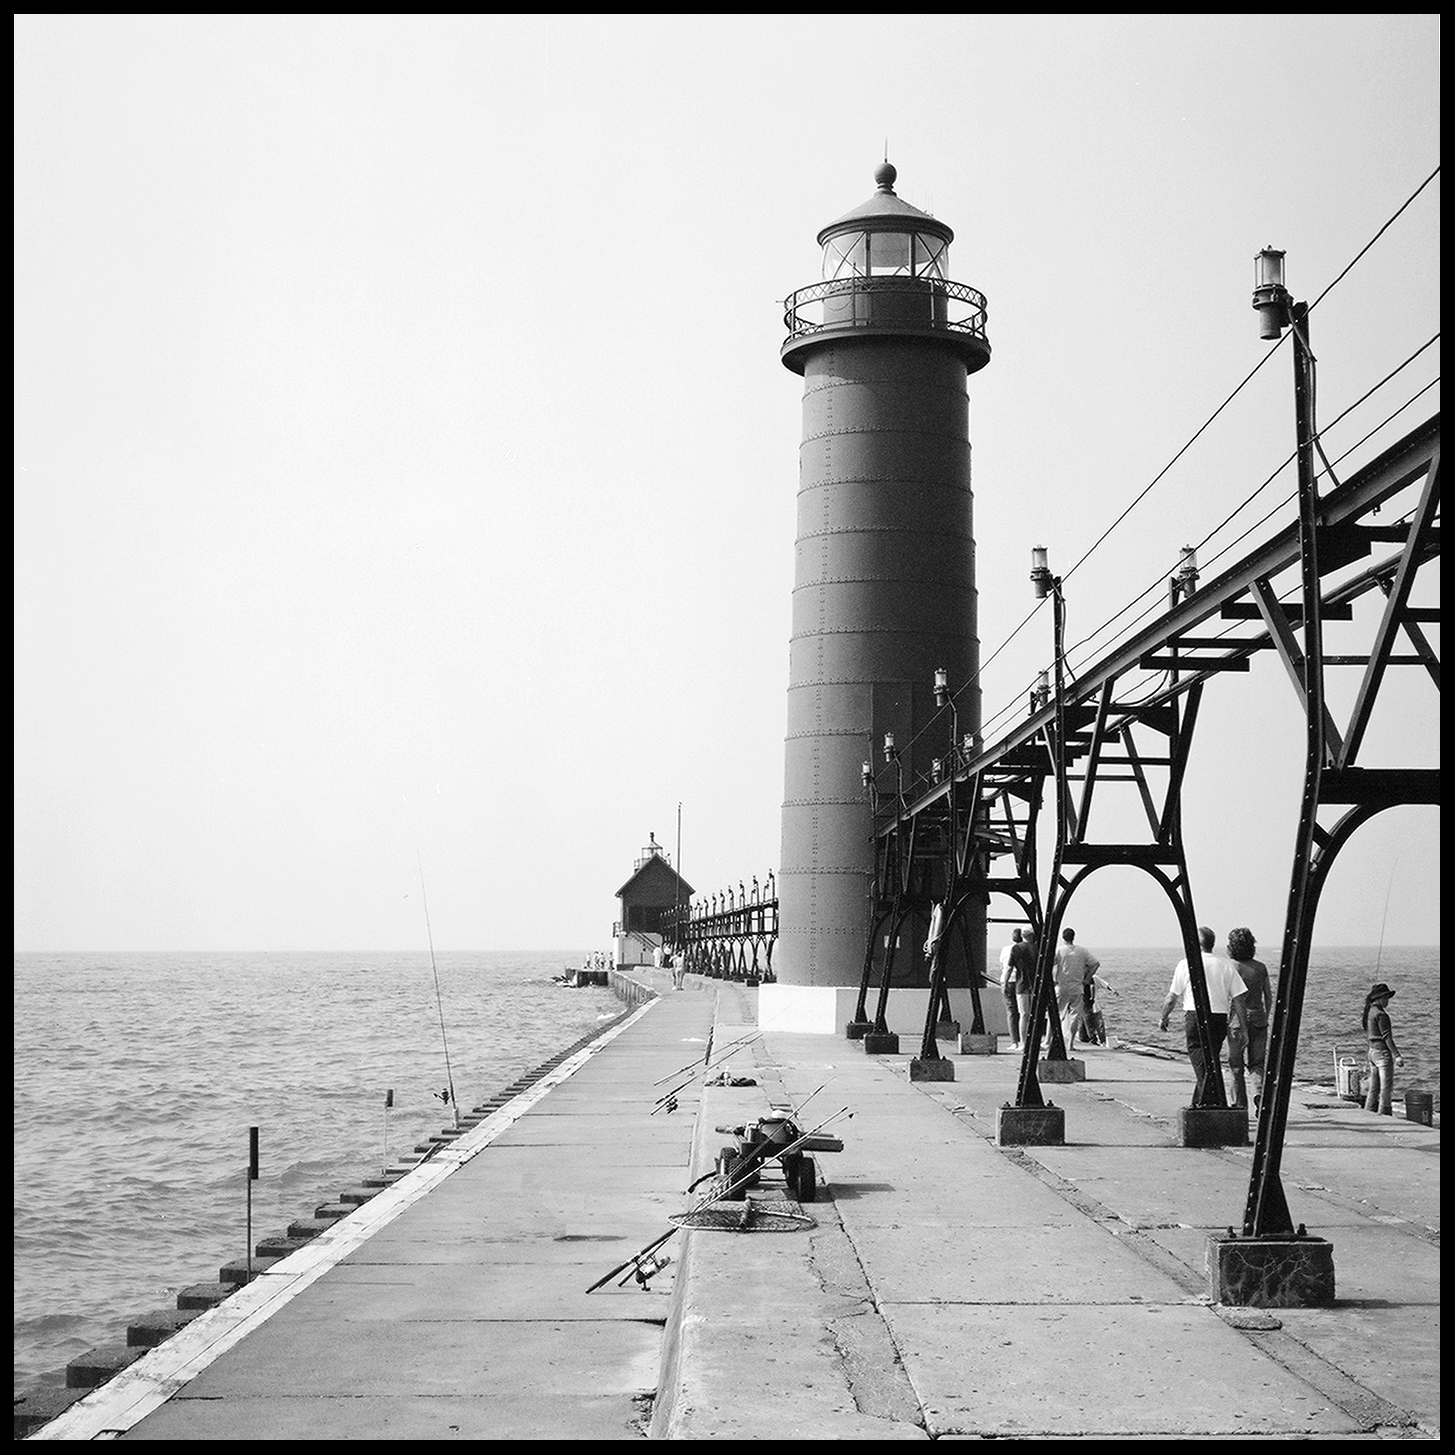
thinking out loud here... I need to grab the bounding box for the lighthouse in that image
[763,161,991,1033]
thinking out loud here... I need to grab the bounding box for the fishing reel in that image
[619,1249,672,1289]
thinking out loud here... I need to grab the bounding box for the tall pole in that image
[675,801,683,956]
[1247,299,1322,1234]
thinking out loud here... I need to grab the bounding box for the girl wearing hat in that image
[1361,982,1404,1115]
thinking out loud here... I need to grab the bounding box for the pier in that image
[27,970,1438,1440]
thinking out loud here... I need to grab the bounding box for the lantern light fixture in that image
[1030,545,1053,599]
[1252,246,1292,341]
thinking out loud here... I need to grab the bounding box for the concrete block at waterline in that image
[863,1031,900,1054]
[996,1103,1066,1146]
[219,1255,284,1286]
[1178,1106,1249,1146]
[66,1341,149,1389]
[128,1307,204,1347]
[177,1281,234,1310]
[909,1056,955,1082]
[255,1233,312,1259]
[287,1216,338,1240]
[960,1032,997,1055]
[1037,1057,1085,1082]
[314,1201,356,1221]
[1205,1232,1335,1307]
[14,1385,88,1438]
[339,1185,383,1207]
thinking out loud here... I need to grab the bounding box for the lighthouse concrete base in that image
[757,984,1004,1039]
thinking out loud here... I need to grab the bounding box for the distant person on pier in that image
[1008,928,1039,1050]
[1158,927,1248,1105]
[999,928,1023,1047]
[1362,982,1404,1115]
[1053,928,1101,1051]
[1081,969,1117,1044]
[1225,927,1272,1110]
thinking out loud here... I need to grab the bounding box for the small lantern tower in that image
[766,162,991,1030]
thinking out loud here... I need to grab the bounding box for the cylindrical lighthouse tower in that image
[768,161,990,1027]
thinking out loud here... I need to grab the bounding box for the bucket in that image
[1334,1055,1364,1102]
[1403,1090,1434,1126]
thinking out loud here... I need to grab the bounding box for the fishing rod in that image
[649,1031,765,1113]
[1372,854,1402,981]
[652,1029,762,1087]
[586,1107,852,1293]
[417,852,459,1128]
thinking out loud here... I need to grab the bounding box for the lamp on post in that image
[1237,245,1328,1249]
[934,665,961,769]
[1252,246,1292,341]
[1032,544,1069,1064]
[883,730,904,807]
[1174,544,1199,602]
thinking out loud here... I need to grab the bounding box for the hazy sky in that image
[15,14,1440,952]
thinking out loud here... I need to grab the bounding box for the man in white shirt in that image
[1053,928,1100,1052]
[1159,926,1248,1105]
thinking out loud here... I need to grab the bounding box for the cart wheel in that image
[791,1154,817,1203]
[719,1150,747,1200]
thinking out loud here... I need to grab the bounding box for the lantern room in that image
[817,161,955,280]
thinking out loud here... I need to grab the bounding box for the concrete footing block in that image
[909,1057,955,1082]
[996,1103,1066,1146]
[67,1342,148,1389]
[14,1385,88,1438]
[219,1255,283,1286]
[127,1307,203,1348]
[338,1185,380,1206]
[1178,1106,1249,1146]
[862,1031,901,1054]
[1037,1057,1086,1082]
[960,1032,998,1055]
[1206,1231,1335,1306]
[176,1281,233,1310]
[255,1234,311,1259]
[935,1019,961,1040]
[287,1216,336,1240]
[844,1020,873,1040]
[314,1201,354,1220]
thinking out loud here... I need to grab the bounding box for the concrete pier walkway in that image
[32,975,1438,1440]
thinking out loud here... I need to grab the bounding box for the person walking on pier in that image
[1000,928,1023,1047]
[1225,927,1272,1110]
[1053,928,1101,1051]
[1362,981,1404,1115]
[1159,927,1248,1105]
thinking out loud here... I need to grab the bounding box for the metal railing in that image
[783,274,989,346]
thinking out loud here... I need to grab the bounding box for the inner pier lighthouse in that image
[761,161,992,1035]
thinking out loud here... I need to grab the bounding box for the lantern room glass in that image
[821,229,951,281]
